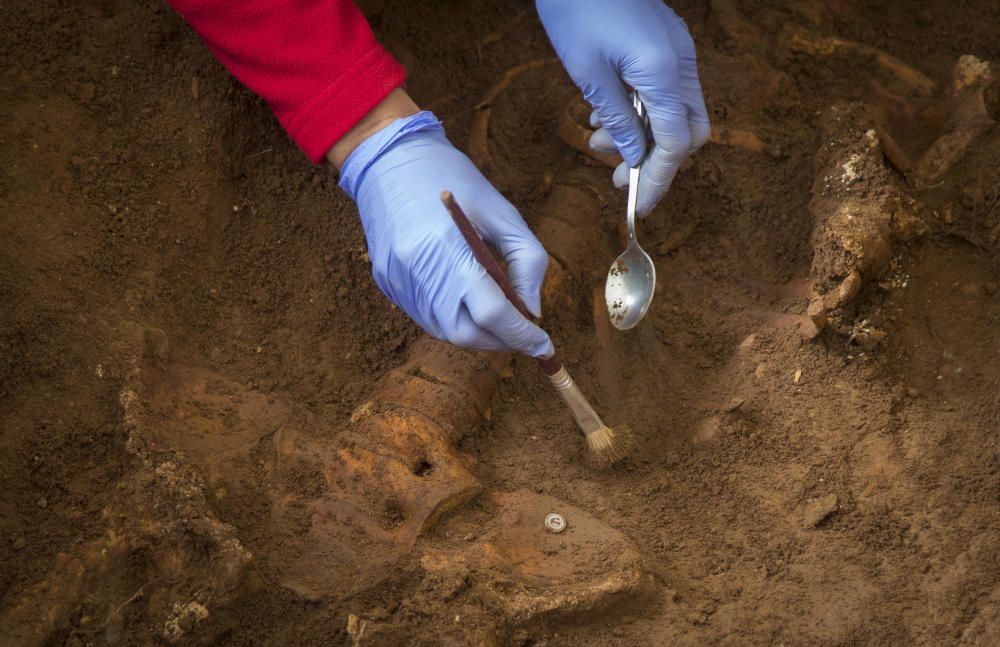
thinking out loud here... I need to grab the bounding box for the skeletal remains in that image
[4,3,995,642]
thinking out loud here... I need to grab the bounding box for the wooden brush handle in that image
[440,191,562,376]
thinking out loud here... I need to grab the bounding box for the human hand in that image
[536,0,710,216]
[338,111,554,358]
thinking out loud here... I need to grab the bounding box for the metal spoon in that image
[605,94,656,330]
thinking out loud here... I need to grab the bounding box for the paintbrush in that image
[441,191,632,467]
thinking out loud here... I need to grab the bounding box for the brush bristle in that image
[584,425,633,468]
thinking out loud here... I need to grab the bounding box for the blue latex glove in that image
[536,0,710,217]
[339,112,554,358]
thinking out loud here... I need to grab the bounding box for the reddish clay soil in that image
[2,1,1000,645]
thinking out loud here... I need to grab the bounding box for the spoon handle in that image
[440,191,562,376]
[626,93,647,243]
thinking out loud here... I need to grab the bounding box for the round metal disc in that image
[544,513,567,533]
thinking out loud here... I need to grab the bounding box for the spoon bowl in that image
[605,241,656,330]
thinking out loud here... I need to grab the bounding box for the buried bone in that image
[558,95,779,166]
[780,23,936,97]
[913,56,996,183]
[1,372,254,646]
[806,103,928,336]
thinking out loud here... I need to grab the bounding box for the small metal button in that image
[544,513,566,533]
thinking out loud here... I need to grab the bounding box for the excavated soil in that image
[2,0,1000,645]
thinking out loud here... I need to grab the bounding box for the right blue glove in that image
[536,0,711,217]
[339,112,554,359]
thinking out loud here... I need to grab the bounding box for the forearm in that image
[326,89,420,169]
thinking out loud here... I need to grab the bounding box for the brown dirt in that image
[2,0,1000,645]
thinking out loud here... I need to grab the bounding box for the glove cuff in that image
[338,111,444,201]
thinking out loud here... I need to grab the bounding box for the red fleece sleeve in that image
[167,0,407,163]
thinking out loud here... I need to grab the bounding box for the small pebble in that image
[722,397,745,413]
[802,494,839,529]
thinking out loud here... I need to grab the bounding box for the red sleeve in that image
[167,0,407,163]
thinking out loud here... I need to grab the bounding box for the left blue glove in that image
[536,0,711,217]
[339,112,554,358]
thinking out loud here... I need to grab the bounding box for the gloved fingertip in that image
[522,292,543,319]
[635,199,655,219]
[689,119,712,153]
[635,169,673,219]
[531,335,555,360]
[502,237,547,320]
[589,110,602,129]
[612,161,629,188]
[619,144,645,168]
[588,128,618,154]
